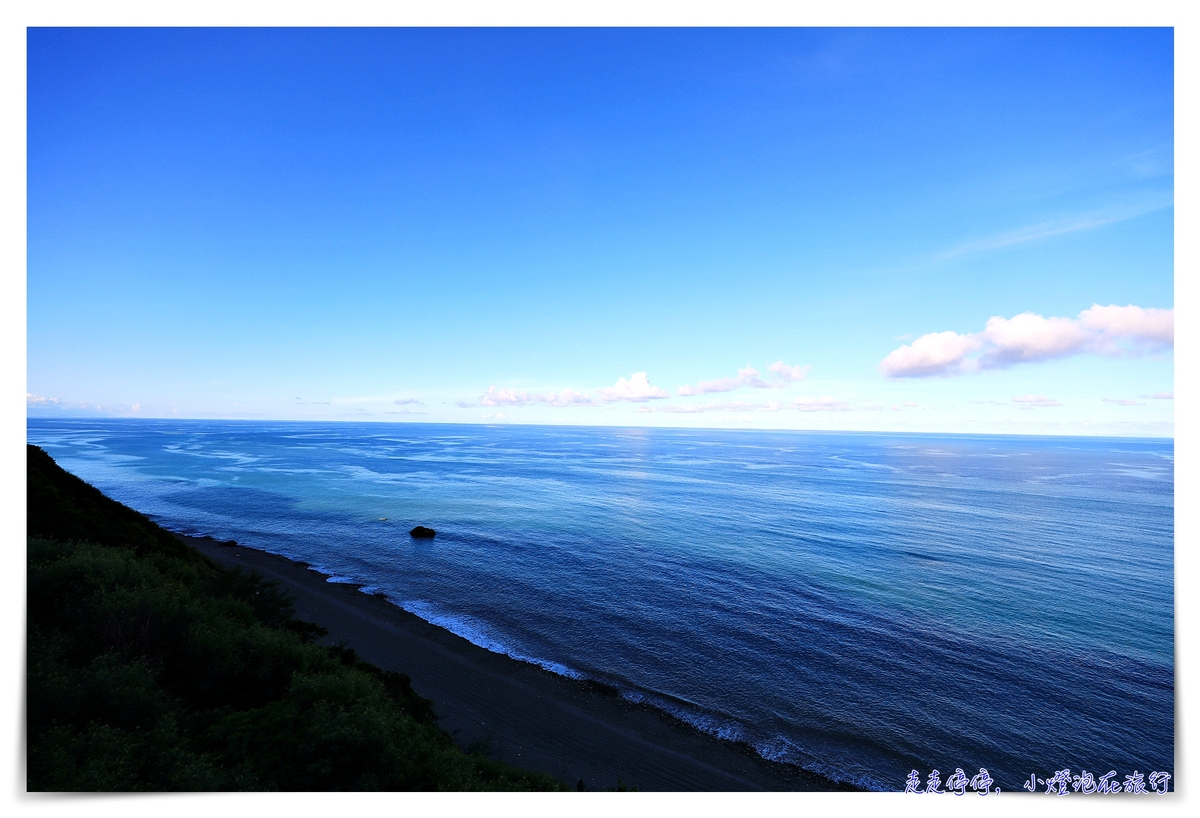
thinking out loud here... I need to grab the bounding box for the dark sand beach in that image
[180,534,854,792]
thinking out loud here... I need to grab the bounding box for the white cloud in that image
[598,372,668,403]
[980,312,1091,367]
[1012,395,1062,408]
[1103,398,1145,406]
[878,331,983,378]
[769,361,811,382]
[1078,304,1174,351]
[881,304,1174,378]
[394,398,424,406]
[27,393,61,405]
[1140,392,1174,400]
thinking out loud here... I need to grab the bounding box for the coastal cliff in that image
[25,444,561,791]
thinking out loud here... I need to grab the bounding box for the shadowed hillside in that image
[26,444,563,791]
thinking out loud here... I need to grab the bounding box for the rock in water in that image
[409,525,436,539]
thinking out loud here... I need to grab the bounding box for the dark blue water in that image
[26,418,1173,791]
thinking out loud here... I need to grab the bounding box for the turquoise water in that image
[27,418,1174,790]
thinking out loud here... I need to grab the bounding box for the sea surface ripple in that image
[26,418,1174,791]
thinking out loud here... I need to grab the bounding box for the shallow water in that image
[27,418,1174,791]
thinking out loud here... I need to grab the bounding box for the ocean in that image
[26,418,1174,792]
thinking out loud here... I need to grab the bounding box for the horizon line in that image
[25,414,1175,442]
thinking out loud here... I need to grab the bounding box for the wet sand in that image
[179,533,856,792]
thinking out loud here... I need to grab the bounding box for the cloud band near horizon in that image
[469,371,669,408]
[677,361,810,396]
[468,361,813,409]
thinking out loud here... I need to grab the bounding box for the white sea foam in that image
[305,562,349,581]
[397,599,582,679]
[752,735,887,791]
[618,689,749,744]
[620,688,889,790]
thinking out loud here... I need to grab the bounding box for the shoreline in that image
[177,531,859,792]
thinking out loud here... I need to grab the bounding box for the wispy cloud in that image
[639,399,782,414]
[478,386,594,408]
[880,304,1173,378]
[792,396,849,412]
[1103,398,1145,406]
[1012,395,1062,409]
[933,199,1173,263]
[332,394,429,405]
[1140,392,1174,400]
[639,396,847,414]
[332,395,388,404]
[466,372,669,409]
[26,394,155,417]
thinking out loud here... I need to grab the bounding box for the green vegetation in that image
[26,444,563,791]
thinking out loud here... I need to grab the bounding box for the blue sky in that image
[26,27,1174,435]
